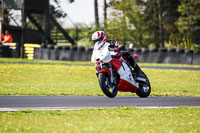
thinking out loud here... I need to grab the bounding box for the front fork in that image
[109,67,115,84]
[97,64,116,91]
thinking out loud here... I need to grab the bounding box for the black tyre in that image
[98,73,118,98]
[136,78,151,98]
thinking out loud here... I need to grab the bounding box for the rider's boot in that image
[122,52,145,78]
[133,64,146,78]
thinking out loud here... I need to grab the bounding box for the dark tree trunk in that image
[3,9,9,24]
[94,0,99,28]
[153,0,160,48]
[157,0,164,48]
[104,0,107,28]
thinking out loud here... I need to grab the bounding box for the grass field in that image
[0,107,200,133]
[0,58,200,96]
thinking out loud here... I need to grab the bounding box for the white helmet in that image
[91,31,106,45]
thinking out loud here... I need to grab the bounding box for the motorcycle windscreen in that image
[91,46,112,64]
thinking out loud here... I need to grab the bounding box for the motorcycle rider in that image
[91,31,145,78]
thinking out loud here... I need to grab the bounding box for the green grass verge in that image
[0,58,200,67]
[0,58,200,96]
[0,107,199,133]
[0,58,91,65]
[140,63,200,68]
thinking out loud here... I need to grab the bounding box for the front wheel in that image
[98,73,118,98]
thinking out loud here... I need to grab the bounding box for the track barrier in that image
[24,44,40,59]
[33,46,200,65]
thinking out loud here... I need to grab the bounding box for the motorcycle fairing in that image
[110,58,122,71]
[91,43,111,64]
[110,58,139,92]
[117,79,138,92]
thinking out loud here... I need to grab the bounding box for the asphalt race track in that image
[0,96,200,111]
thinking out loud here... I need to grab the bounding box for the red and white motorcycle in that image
[91,43,151,98]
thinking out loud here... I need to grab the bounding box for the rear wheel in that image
[136,78,151,98]
[98,73,117,98]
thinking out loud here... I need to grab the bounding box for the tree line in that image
[93,0,200,50]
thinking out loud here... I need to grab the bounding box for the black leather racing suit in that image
[106,39,144,77]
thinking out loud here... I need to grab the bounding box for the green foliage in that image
[105,0,181,48]
[62,0,200,49]
[106,0,151,47]
[75,25,97,47]
[92,0,199,49]
[104,14,132,45]
[176,0,200,48]
[168,33,195,50]
[145,0,181,48]
[61,25,96,47]
[176,0,200,33]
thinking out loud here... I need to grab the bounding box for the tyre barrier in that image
[34,45,93,62]
[193,50,200,65]
[0,43,18,58]
[34,46,200,65]
[0,45,12,57]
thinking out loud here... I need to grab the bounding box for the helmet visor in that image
[93,37,103,45]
